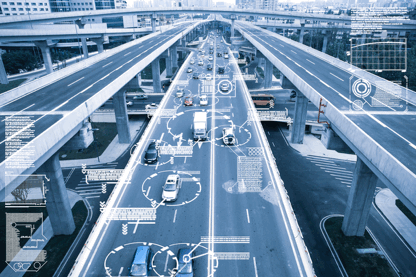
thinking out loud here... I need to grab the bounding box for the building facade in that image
[0,0,51,16]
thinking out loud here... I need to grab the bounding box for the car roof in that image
[133,246,150,264]
[178,248,193,263]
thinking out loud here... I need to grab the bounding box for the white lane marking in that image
[279,44,284,47]
[102,61,113,68]
[116,65,123,71]
[124,51,132,56]
[1,103,35,122]
[133,218,140,234]
[330,174,353,179]
[118,267,123,276]
[330,73,344,82]
[146,187,151,197]
[306,59,315,65]
[291,50,297,54]
[253,257,258,277]
[272,142,275,147]
[164,251,169,272]
[341,181,351,184]
[173,209,177,223]
[159,132,165,142]
[246,209,250,223]
[68,77,85,87]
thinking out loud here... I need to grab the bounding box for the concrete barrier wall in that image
[238,24,416,213]
[0,30,162,106]
[0,21,205,197]
[248,22,416,107]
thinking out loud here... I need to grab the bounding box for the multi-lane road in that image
[70,31,312,276]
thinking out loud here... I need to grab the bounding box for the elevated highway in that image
[0,21,203,202]
[232,21,416,224]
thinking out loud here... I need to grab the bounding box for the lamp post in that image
[91,128,100,162]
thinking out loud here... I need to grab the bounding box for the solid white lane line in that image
[68,77,85,87]
[306,59,315,65]
[102,61,113,68]
[253,257,258,277]
[246,209,250,223]
[164,252,169,272]
[173,209,177,223]
[330,73,344,82]
[118,267,123,276]
[133,218,140,234]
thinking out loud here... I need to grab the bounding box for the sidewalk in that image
[375,189,416,253]
[0,190,82,277]
[60,117,147,168]
[281,127,357,162]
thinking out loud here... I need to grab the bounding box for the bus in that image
[251,94,275,108]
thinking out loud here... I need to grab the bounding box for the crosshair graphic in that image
[352,78,372,99]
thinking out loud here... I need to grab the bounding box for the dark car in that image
[209,50,213,54]
[192,73,199,79]
[217,52,222,57]
[207,64,213,71]
[144,142,158,164]
[176,248,194,276]
[184,96,193,106]
[218,66,225,74]
[129,246,153,276]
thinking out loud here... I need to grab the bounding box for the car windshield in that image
[131,264,146,275]
[177,262,192,274]
[164,182,176,191]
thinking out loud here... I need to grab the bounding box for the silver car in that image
[162,175,182,202]
[176,89,184,98]
[220,83,229,91]
[222,127,236,145]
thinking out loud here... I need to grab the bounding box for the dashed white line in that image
[102,61,113,68]
[68,77,85,87]
[253,257,258,277]
[272,142,275,147]
[306,59,315,65]
[146,187,151,197]
[246,209,250,223]
[124,51,131,56]
[173,209,177,223]
[330,73,344,82]
[291,50,297,54]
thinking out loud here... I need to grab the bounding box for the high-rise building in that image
[0,0,51,16]
[69,0,95,11]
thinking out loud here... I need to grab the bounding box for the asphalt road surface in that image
[263,121,416,277]
[70,30,310,277]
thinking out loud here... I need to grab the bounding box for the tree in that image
[2,50,41,75]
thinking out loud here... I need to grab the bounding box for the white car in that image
[187,67,193,73]
[205,74,212,81]
[208,56,213,61]
[220,83,229,91]
[198,60,204,66]
[126,101,133,106]
[190,59,195,65]
[224,54,229,59]
[145,103,158,110]
[222,127,236,145]
[176,89,184,98]
[162,175,182,202]
[200,94,208,106]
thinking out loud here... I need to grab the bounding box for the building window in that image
[82,7,84,10]
[81,2,84,5]
[31,2,35,5]
[39,7,43,10]
[89,2,92,4]
[2,2,7,4]
[18,7,22,10]
[77,3,79,5]
[16,2,21,5]
[44,2,47,5]
[9,2,14,4]
[24,2,28,5]
[33,7,36,10]
[45,7,47,10]
[4,7,8,10]
[5,13,10,15]
[38,2,42,5]
[11,7,15,10]
[25,7,29,10]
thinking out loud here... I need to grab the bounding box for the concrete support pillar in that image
[231,15,236,37]
[137,72,142,87]
[34,41,53,74]
[203,24,206,34]
[0,54,9,85]
[151,14,157,33]
[152,57,162,93]
[322,31,329,53]
[39,152,75,235]
[164,51,172,77]
[264,58,273,89]
[299,22,305,44]
[91,37,104,53]
[282,28,286,37]
[113,89,131,144]
[81,38,88,59]
[342,157,378,236]
[291,90,308,144]
[171,44,178,68]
